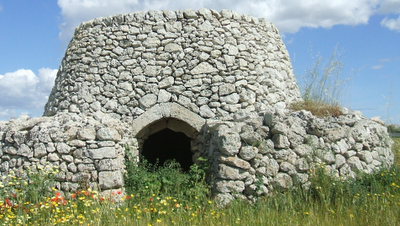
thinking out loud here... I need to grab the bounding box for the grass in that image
[0,138,399,225]
[291,45,351,118]
[290,100,343,117]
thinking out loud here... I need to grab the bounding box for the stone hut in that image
[0,9,394,204]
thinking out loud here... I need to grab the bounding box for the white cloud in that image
[377,0,400,14]
[0,68,57,120]
[381,15,400,31]
[57,0,383,41]
[372,65,383,69]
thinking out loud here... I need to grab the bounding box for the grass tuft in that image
[291,100,343,117]
[291,45,351,118]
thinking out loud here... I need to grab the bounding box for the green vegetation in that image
[291,45,351,117]
[1,140,399,225]
[388,124,400,133]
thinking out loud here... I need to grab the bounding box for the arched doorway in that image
[131,103,206,171]
[142,128,193,171]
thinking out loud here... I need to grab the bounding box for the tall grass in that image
[1,139,399,225]
[291,45,351,117]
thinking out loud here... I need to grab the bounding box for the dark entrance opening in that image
[142,128,193,171]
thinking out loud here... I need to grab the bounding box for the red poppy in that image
[5,198,12,207]
[84,190,90,196]
[117,191,122,195]
[149,197,153,202]
[71,194,76,199]
[125,195,130,200]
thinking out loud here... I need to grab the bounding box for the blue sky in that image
[0,0,399,124]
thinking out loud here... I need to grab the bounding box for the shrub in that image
[124,146,210,202]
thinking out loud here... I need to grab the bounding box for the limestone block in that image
[87,147,117,160]
[219,156,251,170]
[34,143,47,158]
[57,143,71,154]
[139,94,157,109]
[335,154,346,169]
[96,158,124,171]
[77,127,96,141]
[215,179,245,193]
[16,144,31,158]
[68,163,77,173]
[48,153,60,162]
[272,134,290,149]
[357,151,373,164]
[97,128,121,141]
[190,62,218,75]
[157,90,172,103]
[280,162,296,175]
[198,20,214,31]
[214,193,235,207]
[0,162,9,172]
[315,149,335,164]
[265,158,279,177]
[61,155,74,163]
[217,126,241,156]
[220,93,239,104]
[347,156,363,171]
[99,171,124,189]
[274,173,293,190]
[239,146,258,160]
[199,105,215,118]
[295,158,309,172]
[158,77,175,89]
[164,43,183,52]
[240,131,262,146]
[332,139,350,154]
[77,164,96,172]
[143,37,161,48]
[344,150,357,158]
[293,173,309,184]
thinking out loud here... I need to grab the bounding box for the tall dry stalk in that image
[301,45,349,107]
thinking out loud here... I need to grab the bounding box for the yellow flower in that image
[157,219,162,223]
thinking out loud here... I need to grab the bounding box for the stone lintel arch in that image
[132,103,205,139]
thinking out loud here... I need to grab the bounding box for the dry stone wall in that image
[0,9,394,203]
[43,8,301,120]
[203,109,394,204]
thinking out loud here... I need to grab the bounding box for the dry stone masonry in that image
[0,9,394,204]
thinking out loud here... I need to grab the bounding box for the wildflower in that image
[117,190,122,195]
[157,219,162,223]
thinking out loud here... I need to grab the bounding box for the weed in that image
[291,45,352,117]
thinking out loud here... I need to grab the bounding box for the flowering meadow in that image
[1,138,400,225]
